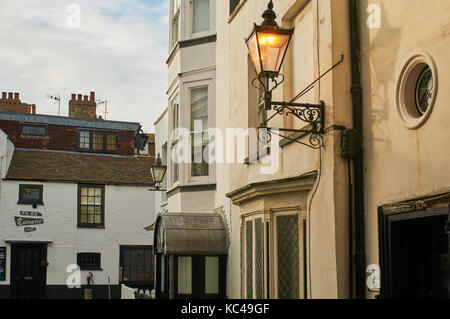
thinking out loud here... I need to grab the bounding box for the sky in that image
[0,0,169,132]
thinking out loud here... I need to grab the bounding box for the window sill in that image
[77,225,105,229]
[78,149,119,155]
[166,182,217,197]
[21,135,49,139]
[80,268,103,271]
[244,147,271,165]
[17,201,44,206]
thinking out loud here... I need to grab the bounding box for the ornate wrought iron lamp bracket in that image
[252,54,344,150]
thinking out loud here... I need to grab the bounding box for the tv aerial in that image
[97,99,108,120]
[46,93,61,116]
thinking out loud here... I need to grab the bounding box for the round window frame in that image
[395,52,438,130]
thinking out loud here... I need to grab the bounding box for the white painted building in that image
[0,94,157,299]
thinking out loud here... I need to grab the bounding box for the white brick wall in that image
[0,179,156,286]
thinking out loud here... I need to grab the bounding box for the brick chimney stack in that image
[0,92,35,114]
[69,91,98,119]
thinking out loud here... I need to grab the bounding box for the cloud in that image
[0,0,169,132]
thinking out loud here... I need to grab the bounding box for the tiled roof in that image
[6,149,155,186]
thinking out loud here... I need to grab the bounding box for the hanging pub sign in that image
[0,247,6,281]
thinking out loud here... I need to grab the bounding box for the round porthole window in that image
[396,52,438,129]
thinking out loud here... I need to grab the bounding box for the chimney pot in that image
[8,92,13,99]
[77,94,82,100]
[32,104,36,114]
[84,95,88,101]
[71,94,76,100]
[90,91,95,101]
[14,93,19,100]
[1,92,6,99]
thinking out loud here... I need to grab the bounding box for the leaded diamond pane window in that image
[255,218,264,299]
[246,220,253,299]
[277,215,299,299]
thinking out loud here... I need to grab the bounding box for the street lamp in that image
[150,153,167,191]
[246,0,293,81]
[246,1,344,148]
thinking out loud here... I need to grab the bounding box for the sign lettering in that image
[20,211,42,217]
[14,217,44,227]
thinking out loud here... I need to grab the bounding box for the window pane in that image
[255,218,264,299]
[172,95,180,130]
[246,220,253,299]
[177,257,192,294]
[193,0,210,33]
[106,133,118,151]
[191,87,209,177]
[77,253,101,270]
[21,186,41,202]
[205,257,219,294]
[79,186,103,225]
[22,125,46,136]
[79,131,90,149]
[277,215,299,299]
[93,132,103,151]
[191,87,208,131]
[161,256,165,291]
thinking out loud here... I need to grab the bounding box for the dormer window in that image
[78,130,118,153]
[22,124,47,137]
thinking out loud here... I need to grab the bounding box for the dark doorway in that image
[10,244,47,299]
[379,205,449,299]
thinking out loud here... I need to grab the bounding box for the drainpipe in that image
[348,0,366,299]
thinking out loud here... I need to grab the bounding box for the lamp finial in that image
[156,153,162,165]
[261,0,277,27]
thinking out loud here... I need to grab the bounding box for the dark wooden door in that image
[447,206,450,299]
[11,244,47,299]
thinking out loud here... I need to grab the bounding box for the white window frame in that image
[242,213,267,299]
[184,79,215,184]
[190,0,211,36]
[170,0,181,49]
[169,93,181,187]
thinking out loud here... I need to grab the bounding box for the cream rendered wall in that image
[360,0,450,299]
[0,181,156,287]
[218,0,353,298]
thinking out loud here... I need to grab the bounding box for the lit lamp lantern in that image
[150,153,167,190]
[246,0,294,80]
